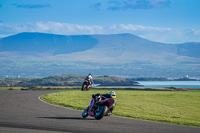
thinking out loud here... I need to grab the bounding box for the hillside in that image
[0,75,139,87]
[60,33,200,64]
[0,32,98,55]
[0,32,200,77]
[1,33,200,62]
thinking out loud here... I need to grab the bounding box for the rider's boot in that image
[106,110,112,116]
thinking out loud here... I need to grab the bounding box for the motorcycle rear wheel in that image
[81,84,86,91]
[82,107,89,118]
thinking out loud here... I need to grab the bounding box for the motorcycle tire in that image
[81,84,86,91]
[82,107,89,118]
[95,106,107,120]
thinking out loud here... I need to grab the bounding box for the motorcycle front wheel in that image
[95,106,107,120]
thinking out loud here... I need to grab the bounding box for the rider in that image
[92,91,117,115]
[85,73,94,85]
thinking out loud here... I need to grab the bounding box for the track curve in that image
[0,91,199,133]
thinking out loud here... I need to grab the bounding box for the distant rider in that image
[85,73,94,85]
[92,91,117,115]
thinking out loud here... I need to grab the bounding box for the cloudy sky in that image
[0,0,200,43]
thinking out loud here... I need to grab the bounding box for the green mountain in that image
[0,32,200,78]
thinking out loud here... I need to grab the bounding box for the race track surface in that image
[0,91,199,133]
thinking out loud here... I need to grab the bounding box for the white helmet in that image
[109,91,116,96]
[88,73,92,79]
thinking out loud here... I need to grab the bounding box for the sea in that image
[137,81,200,89]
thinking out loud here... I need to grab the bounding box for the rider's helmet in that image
[109,91,116,98]
[88,73,92,79]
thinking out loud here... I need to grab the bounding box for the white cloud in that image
[0,21,199,43]
[0,21,104,37]
[192,29,200,36]
[111,24,171,31]
[108,24,200,43]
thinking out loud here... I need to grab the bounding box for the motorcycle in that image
[81,79,92,91]
[82,94,115,120]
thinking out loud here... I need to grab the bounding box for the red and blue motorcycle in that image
[82,94,115,120]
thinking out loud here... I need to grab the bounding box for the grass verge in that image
[0,87,22,90]
[42,89,200,127]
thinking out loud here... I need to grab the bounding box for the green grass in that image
[0,87,22,90]
[42,89,200,127]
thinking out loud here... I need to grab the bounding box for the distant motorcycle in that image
[81,79,92,91]
[82,94,115,120]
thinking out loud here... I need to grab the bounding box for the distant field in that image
[0,87,22,90]
[42,89,200,127]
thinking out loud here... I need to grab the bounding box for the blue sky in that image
[0,0,200,43]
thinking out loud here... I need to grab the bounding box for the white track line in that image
[38,95,133,119]
[38,95,82,112]
[38,94,133,120]
[38,94,194,127]
[38,94,145,120]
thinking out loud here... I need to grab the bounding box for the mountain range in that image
[0,32,200,78]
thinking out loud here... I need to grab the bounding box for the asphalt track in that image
[0,91,200,133]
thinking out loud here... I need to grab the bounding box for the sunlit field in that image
[42,89,200,127]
